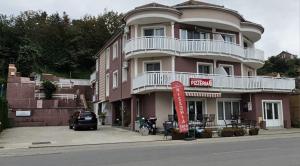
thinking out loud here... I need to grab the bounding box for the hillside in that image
[0,10,123,79]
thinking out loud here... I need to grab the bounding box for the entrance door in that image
[187,101,204,122]
[263,102,281,127]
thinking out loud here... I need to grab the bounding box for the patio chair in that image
[207,114,215,127]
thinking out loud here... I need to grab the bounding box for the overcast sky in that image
[0,0,299,58]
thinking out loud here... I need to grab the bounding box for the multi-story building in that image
[92,0,295,130]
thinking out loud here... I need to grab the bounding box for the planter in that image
[199,129,213,138]
[220,128,234,137]
[234,128,246,136]
[249,128,259,135]
[171,129,186,140]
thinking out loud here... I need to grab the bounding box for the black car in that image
[69,111,98,130]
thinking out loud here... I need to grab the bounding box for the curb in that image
[28,139,167,149]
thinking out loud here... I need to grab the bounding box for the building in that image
[276,51,297,60]
[6,64,92,126]
[92,0,295,130]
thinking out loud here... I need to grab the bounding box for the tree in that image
[42,81,56,99]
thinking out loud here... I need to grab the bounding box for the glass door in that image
[263,102,281,127]
[187,101,204,122]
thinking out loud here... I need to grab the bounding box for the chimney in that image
[8,64,17,77]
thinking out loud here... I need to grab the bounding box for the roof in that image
[173,0,223,8]
[135,2,173,9]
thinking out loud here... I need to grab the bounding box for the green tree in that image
[42,81,56,99]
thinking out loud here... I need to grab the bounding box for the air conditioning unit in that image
[124,26,129,34]
[122,61,128,69]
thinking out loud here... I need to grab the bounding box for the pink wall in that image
[9,108,81,127]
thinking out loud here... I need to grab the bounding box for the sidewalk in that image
[0,126,163,149]
[0,126,300,150]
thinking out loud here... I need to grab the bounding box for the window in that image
[112,70,118,88]
[105,48,110,70]
[218,101,240,121]
[143,27,164,37]
[112,42,118,59]
[122,68,127,82]
[220,64,234,76]
[105,74,109,97]
[248,70,253,76]
[180,29,210,40]
[197,62,213,74]
[144,62,161,72]
[220,33,236,43]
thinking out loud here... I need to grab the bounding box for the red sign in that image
[171,81,188,133]
[190,78,213,87]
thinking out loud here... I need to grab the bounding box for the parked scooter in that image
[139,117,157,136]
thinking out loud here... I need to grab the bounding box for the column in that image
[171,22,175,38]
[130,95,137,131]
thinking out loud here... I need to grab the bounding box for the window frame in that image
[219,64,234,76]
[105,73,109,97]
[217,99,241,121]
[143,60,162,73]
[141,26,166,37]
[197,62,213,74]
[105,48,110,70]
[112,42,118,60]
[112,70,118,89]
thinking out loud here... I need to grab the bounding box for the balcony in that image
[132,72,295,94]
[124,37,264,63]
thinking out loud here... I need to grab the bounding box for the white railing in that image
[35,93,77,100]
[132,72,295,92]
[59,79,90,86]
[124,37,264,61]
[36,81,74,88]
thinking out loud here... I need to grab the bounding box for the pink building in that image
[92,0,295,130]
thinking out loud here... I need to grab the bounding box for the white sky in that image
[0,0,299,58]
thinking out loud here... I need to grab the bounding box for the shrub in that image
[42,81,56,99]
[220,127,235,137]
[234,128,246,136]
[249,128,259,135]
[0,97,9,130]
[199,128,213,138]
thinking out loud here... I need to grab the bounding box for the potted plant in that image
[171,128,186,140]
[99,112,107,125]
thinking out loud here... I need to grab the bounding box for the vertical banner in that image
[171,81,188,133]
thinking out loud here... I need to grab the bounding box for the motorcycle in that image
[139,117,157,136]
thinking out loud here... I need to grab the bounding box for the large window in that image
[144,62,161,72]
[197,62,213,74]
[112,70,118,89]
[218,101,240,121]
[180,29,210,40]
[143,27,165,37]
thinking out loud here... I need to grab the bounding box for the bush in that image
[234,128,246,136]
[42,81,56,99]
[220,127,235,137]
[199,128,213,138]
[249,128,259,135]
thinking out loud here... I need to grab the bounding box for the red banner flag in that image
[171,81,188,133]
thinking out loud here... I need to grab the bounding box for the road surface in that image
[0,136,300,166]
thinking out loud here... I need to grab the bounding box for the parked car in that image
[69,111,98,130]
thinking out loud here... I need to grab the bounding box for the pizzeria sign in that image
[189,78,213,87]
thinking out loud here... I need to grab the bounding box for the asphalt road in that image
[0,137,300,166]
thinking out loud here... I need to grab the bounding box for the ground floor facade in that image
[97,92,291,131]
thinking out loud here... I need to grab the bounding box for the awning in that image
[185,92,221,98]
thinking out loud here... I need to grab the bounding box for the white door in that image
[263,102,281,127]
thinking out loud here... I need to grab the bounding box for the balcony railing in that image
[132,72,295,93]
[124,37,264,61]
